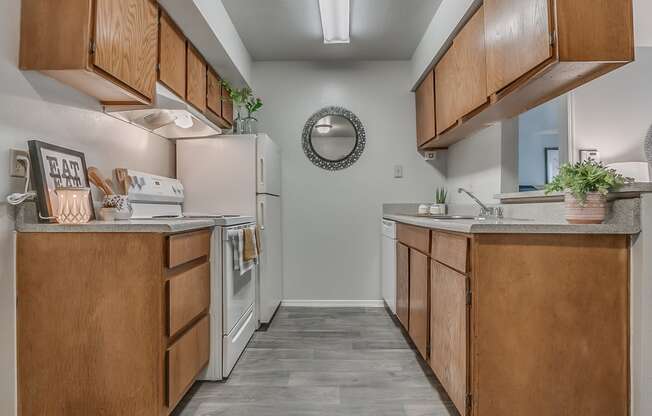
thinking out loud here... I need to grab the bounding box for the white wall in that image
[446,124,505,204]
[252,61,445,302]
[571,47,652,163]
[0,1,176,414]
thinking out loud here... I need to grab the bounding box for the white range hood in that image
[104,83,222,139]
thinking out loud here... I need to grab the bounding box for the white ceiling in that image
[221,0,444,61]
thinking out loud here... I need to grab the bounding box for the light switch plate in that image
[9,149,29,178]
[394,165,403,178]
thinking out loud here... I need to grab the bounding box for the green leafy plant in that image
[435,187,448,204]
[544,160,630,203]
[245,97,263,116]
[219,80,263,116]
[219,79,252,107]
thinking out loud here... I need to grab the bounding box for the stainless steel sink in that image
[415,214,477,220]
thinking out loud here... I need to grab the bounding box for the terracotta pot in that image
[564,192,607,224]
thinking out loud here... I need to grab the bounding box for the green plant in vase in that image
[220,80,253,133]
[243,96,263,134]
[544,160,629,224]
[431,187,448,215]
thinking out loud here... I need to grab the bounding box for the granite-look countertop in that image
[15,218,216,233]
[383,213,640,235]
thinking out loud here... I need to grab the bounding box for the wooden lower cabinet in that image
[430,261,468,416]
[394,223,630,416]
[396,242,410,329]
[167,315,210,410]
[408,250,429,358]
[17,229,212,416]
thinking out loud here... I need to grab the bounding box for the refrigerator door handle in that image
[259,157,264,188]
[259,200,265,230]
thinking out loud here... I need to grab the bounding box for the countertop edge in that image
[15,219,217,233]
[383,214,641,235]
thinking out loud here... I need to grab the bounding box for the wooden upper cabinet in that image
[206,69,222,117]
[415,70,436,147]
[396,242,410,330]
[436,6,488,135]
[435,45,458,134]
[555,0,634,62]
[221,85,234,126]
[94,0,158,100]
[454,6,488,119]
[409,249,429,359]
[159,11,187,99]
[484,0,553,95]
[186,44,207,113]
[422,0,633,150]
[430,261,468,416]
[19,0,158,104]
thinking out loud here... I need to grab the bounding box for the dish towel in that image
[243,227,258,262]
[227,227,258,276]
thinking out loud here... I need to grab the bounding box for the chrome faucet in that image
[457,188,503,219]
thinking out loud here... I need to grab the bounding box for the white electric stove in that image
[123,169,257,380]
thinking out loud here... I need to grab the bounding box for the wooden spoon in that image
[88,167,114,195]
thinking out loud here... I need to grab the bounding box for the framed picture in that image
[28,140,95,223]
[545,147,560,184]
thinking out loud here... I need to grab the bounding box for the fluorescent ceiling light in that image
[318,0,350,44]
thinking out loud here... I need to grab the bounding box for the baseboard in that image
[280,299,385,308]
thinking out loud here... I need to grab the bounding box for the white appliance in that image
[381,219,397,314]
[121,169,257,380]
[177,134,283,325]
[105,83,222,139]
[207,221,258,380]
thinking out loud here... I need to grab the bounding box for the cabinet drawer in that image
[167,315,210,409]
[167,229,211,268]
[432,232,469,273]
[168,262,210,337]
[397,223,430,254]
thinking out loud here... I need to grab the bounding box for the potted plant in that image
[220,80,263,134]
[430,187,448,215]
[544,160,629,224]
[243,96,263,134]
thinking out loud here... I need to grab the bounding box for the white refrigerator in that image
[177,134,283,325]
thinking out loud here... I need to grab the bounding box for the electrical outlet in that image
[9,149,29,178]
[394,165,403,178]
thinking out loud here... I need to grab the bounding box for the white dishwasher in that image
[381,219,397,314]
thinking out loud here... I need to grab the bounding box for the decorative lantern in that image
[54,187,92,224]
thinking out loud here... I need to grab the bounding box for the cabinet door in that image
[206,69,222,118]
[415,70,436,147]
[396,242,410,330]
[454,6,488,119]
[409,249,429,359]
[159,12,186,99]
[430,261,468,416]
[434,44,458,134]
[484,0,553,95]
[186,44,207,113]
[94,0,158,100]
[435,6,488,134]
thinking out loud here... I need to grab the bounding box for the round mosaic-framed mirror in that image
[302,106,366,171]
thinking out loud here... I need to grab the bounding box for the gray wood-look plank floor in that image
[173,307,458,416]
